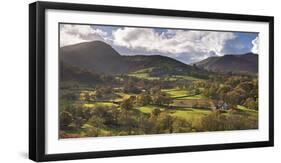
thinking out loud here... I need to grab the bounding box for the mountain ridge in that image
[194,53,258,74]
[60,41,207,77]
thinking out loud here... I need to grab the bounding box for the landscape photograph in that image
[59,23,259,138]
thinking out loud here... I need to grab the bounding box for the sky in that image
[60,24,259,64]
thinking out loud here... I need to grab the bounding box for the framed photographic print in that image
[29,1,274,162]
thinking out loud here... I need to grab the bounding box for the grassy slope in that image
[83,102,118,108]
[137,105,165,113]
[170,108,211,121]
[237,105,258,117]
[128,68,201,81]
[162,88,205,99]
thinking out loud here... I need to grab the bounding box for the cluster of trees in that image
[202,75,258,110]
[199,111,258,131]
[147,65,209,80]
[59,101,193,138]
[60,99,257,138]
[121,77,171,94]
[135,90,172,107]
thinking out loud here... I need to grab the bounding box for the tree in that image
[120,98,134,133]
[150,86,161,95]
[225,89,245,107]
[244,98,258,110]
[83,92,93,102]
[200,111,258,131]
[94,89,103,99]
[124,79,141,93]
[84,115,105,137]
[200,112,224,131]
[156,112,174,133]
[110,106,120,125]
[216,85,231,101]
[137,92,152,106]
[120,98,133,111]
[208,86,218,99]
[194,88,200,95]
[60,111,73,130]
[237,81,253,92]
[172,117,192,133]
[153,92,172,107]
[151,108,161,117]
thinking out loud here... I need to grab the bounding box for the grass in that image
[83,102,118,108]
[137,105,165,113]
[177,94,205,100]
[170,107,212,121]
[162,88,205,99]
[138,106,154,113]
[162,88,189,98]
[136,104,257,123]
[128,68,158,80]
[173,75,202,81]
[237,105,256,112]
[137,104,212,122]
[128,73,160,80]
[237,105,258,117]
[128,68,202,81]
[129,73,201,81]
[114,92,131,101]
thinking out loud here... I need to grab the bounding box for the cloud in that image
[112,27,236,59]
[60,24,108,47]
[251,36,259,54]
[59,24,255,64]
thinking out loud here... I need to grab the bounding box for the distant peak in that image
[224,52,257,56]
[244,52,258,55]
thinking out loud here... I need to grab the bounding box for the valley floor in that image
[59,81,258,138]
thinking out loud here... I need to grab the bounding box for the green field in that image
[237,105,258,117]
[162,88,205,99]
[128,73,160,80]
[128,68,201,81]
[83,102,118,108]
[137,105,212,120]
[137,105,164,113]
[170,107,211,120]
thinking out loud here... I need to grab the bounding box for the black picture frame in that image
[29,1,274,162]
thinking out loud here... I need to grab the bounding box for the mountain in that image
[60,41,208,78]
[194,53,258,74]
[60,41,128,74]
